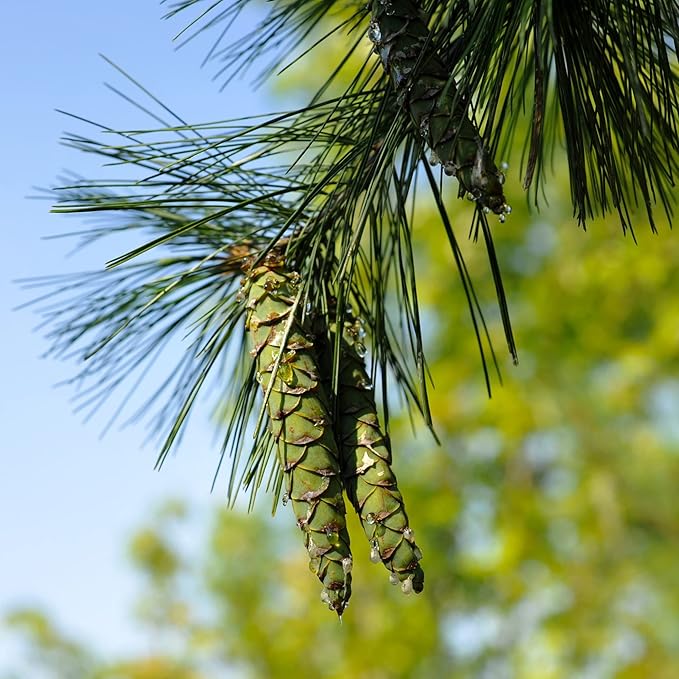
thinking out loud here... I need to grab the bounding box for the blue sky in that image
[1,1,276,667]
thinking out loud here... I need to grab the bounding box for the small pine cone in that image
[244,257,352,615]
[368,0,511,218]
[335,315,424,594]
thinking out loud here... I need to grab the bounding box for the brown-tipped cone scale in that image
[335,315,424,595]
[368,0,512,219]
[244,256,352,615]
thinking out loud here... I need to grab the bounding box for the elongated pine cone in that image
[335,313,424,594]
[244,256,353,615]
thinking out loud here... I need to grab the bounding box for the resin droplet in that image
[263,276,280,292]
[355,342,367,358]
[342,557,353,575]
[281,492,289,506]
[379,0,395,15]
[401,576,414,595]
[365,513,376,525]
[500,161,510,171]
[325,527,340,547]
[370,540,381,563]
[403,527,415,542]
[368,20,382,44]
[358,377,373,391]
[443,162,457,176]
[278,363,294,383]
[389,572,400,586]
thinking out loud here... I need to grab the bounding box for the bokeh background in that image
[2,3,678,678]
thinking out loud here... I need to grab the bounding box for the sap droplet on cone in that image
[325,527,340,547]
[368,20,382,44]
[370,540,381,563]
[263,276,280,292]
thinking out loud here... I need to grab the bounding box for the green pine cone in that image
[335,315,424,595]
[369,0,511,218]
[244,257,353,615]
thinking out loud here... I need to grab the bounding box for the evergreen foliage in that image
[27,0,678,610]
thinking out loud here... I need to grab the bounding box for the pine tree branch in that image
[166,0,678,230]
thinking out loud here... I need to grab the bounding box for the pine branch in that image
[33,80,452,505]
[166,0,678,230]
[30,1,678,596]
[30,0,679,614]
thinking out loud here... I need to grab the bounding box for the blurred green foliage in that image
[5,174,678,677]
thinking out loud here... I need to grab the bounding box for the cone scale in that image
[244,256,352,615]
[369,0,511,218]
[335,315,424,594]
